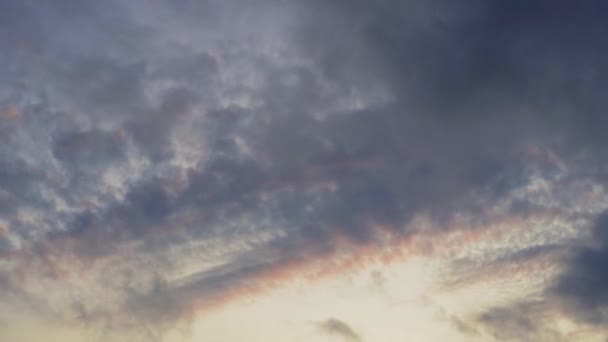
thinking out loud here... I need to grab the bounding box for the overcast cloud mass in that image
[1,1,608,341]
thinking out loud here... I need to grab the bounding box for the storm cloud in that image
[1,0,608,341]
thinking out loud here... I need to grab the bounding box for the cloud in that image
[459,209,608,340]
[552,210,608,324]
[318,318,362,341]
[477,301,566,342]
[1,0,608,340]
[0,106,21,120]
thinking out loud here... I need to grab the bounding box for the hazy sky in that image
[2,1,608,341]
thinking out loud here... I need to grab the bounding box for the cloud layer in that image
[1,0,608,341]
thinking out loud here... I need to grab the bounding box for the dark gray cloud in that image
[552,210,608,325]
[478,301,565,342]
[318,318,362,341]
[1,0,608,338]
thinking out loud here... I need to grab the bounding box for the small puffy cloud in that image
[318,318,362,341]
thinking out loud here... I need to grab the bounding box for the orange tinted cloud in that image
[179,208,564,317]
[0,106,21,120]
[179,231,483,315]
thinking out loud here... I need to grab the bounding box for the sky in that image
[1,1,608,341]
